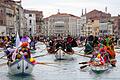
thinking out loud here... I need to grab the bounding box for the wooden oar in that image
[74,48,84,54]
[36,62,57,64]
[75,54,92,58]
[78,48,85,53]
[33,53,49,58]
[80,65,89,69]
[40,64,60,68]
[0,55,6,59]
[0,57,8,60]
[39,48,47,52]
[36,62,60,68]
[79,62,88,64]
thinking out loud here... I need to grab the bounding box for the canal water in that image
[0,42,120,80]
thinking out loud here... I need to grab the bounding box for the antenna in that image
[82,9,83,16]
[105,6,107,13]
[85,8,87,14]
[58,9,60,14]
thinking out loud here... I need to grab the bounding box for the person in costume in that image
[17,42,31,59]
[84,35,94,54]
[66,35,74,52]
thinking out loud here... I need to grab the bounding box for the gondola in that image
[8,56,34,75]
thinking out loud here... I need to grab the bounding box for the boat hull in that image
[55,49,73,60]
[90,64,109,74]
[8,58,34,75]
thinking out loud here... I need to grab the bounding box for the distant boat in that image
[8,56,34,75]
[55,47,74,60]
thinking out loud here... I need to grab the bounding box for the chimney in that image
[57,9,60,14]
[105,6,107,13]
[85,8,87,14]
[82,9,84,16]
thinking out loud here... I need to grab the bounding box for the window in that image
[55,30,63,33]
[29,20,32,25]
[0,20,3,25]
[81,27,83,30]
[29,28,31,31]
[103,30,107,33]
[88,27,91,30]
[1,10,2,13]
[92,20,94,22]
[29,14,32,17]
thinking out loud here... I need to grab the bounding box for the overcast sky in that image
[15,0,120,18]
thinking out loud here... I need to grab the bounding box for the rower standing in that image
[66,35,73,52]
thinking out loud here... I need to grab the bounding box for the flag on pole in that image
[12,32,21,61]
[16,32,21,48]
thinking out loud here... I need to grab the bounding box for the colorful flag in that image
[16,32,21,48]
[12,32,21,61]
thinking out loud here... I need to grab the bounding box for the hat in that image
[21,42,28,47]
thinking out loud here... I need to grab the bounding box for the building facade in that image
[111,16,120,38]
[24,10,43,36]
[80,15,87,36]
[80,9,111,36]
[91,20,99,36]
[14,1,27,36]
[0,0,27,36]
[86,9,111,20]
[44,12,80,37]
[35,11,43,36]
[0,0,15,36]
[24,10,36,36]
[0,3,7,36]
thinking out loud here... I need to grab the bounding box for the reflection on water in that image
[7,74,35,80]
[0,45,120,80]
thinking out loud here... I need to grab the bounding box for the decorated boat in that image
[88,52,110,74]
[55,47,74,60]
[89,62,109,74]
[7,32,35,75]
[8,56,35,75]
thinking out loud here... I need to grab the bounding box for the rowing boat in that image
[89,61,109,74]
[55,47,74,60]
[8,56,34,75]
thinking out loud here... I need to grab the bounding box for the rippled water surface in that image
[0,43,120,80]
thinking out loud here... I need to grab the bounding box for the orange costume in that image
[104,46,115,59]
